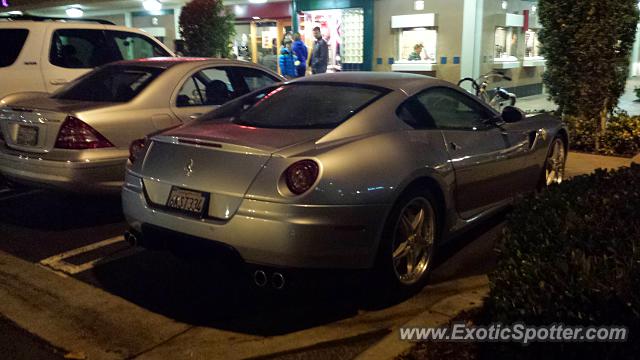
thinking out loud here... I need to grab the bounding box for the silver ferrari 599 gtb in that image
[122,72,568,293]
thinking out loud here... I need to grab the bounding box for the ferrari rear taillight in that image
[55,116,114,149]
[128,138,147,164]
[284,160,319,195]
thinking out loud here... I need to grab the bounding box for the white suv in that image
[0,15,174,99]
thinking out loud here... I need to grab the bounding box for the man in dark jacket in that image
[309,27,328,74]
[291,33,308,77]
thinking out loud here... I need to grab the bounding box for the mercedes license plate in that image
[16,125,38,146]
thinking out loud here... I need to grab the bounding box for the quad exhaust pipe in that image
[253,270,286,290]
[124,230,138,246]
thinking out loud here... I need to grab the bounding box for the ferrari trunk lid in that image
[139,121,329,220]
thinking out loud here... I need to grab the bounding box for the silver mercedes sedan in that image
[0,58,283,192]
[122,72,568,293]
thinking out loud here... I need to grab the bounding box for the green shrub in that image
[565,112,640,156]
[485,165,640,359]
[601,113,640,156]
[179,0,235,58]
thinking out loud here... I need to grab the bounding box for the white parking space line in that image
[39,236,141,276]
[0,189,43,201]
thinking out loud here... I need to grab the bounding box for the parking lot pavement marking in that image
[0,189,43,201]
[39,236,140,275]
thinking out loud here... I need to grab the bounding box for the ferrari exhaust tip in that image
[124,231,138,246]
[272,272,285,290]
[253,270,268,287]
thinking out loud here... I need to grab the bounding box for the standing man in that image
[309,27,328,74]
[292,33,308,77]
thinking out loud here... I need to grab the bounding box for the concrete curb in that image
[0,250,193,360]
[354,278,489,360]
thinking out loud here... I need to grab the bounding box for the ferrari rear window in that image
[52,65,164,102]
[205,83,388,129]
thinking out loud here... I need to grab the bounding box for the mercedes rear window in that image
[0,29,29,67]
[52,65,164,102]
[203,83,388,129]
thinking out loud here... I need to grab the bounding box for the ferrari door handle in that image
[450,142,462,151]
[189,113,203,120]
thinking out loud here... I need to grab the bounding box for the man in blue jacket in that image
[292,33,308,77]
[279,40,298,79]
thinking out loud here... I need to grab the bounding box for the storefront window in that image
[256,22,279,73]
[398,28,437,63]
[494,27,518,62]
[299,8,365,72]
[525,30,541,59]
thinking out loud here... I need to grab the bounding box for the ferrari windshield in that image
[201,83,388,129]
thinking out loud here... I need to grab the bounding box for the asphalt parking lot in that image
[0,178,502,359]
[0,152,632,359]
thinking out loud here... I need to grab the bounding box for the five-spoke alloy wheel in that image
[545,137,566,186]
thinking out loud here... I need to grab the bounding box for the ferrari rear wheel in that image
[374,188,439,297]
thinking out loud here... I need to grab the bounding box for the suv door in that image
[413,87,522,218]
[41,28,173,93]
[0,25,47,98]
[41,28,116,92]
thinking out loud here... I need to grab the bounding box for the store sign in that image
[391,14,436,29]
[2,0,9,8]
[505,13,524,27]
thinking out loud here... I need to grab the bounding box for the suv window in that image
[0,29,29,67]
[50,29,116,68]
[107,31,169,60]
[232,67,280,92]
[176,68,235,107]
[415,88,493,130]
[52,65,164,102]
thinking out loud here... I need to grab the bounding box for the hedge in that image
[484,164,640,359]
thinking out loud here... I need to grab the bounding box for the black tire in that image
[371,187,441,301]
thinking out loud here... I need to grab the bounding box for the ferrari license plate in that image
[166,187,207,215]
[16,125,39,146]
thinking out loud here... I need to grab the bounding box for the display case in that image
[390,13,437,73]
[523,29,546,67]
[492,14,523,69]
[493,26,519,67]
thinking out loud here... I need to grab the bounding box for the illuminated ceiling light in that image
[414,0,425,11]
[501,1,508,10]
[531,5,537,13]
[252,16,261,20]
[142,0,162,13]
[234,5,247,17]
[65,6,84,18]
[249,0,267,4]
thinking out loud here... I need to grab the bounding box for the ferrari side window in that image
[417,88,492,131]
